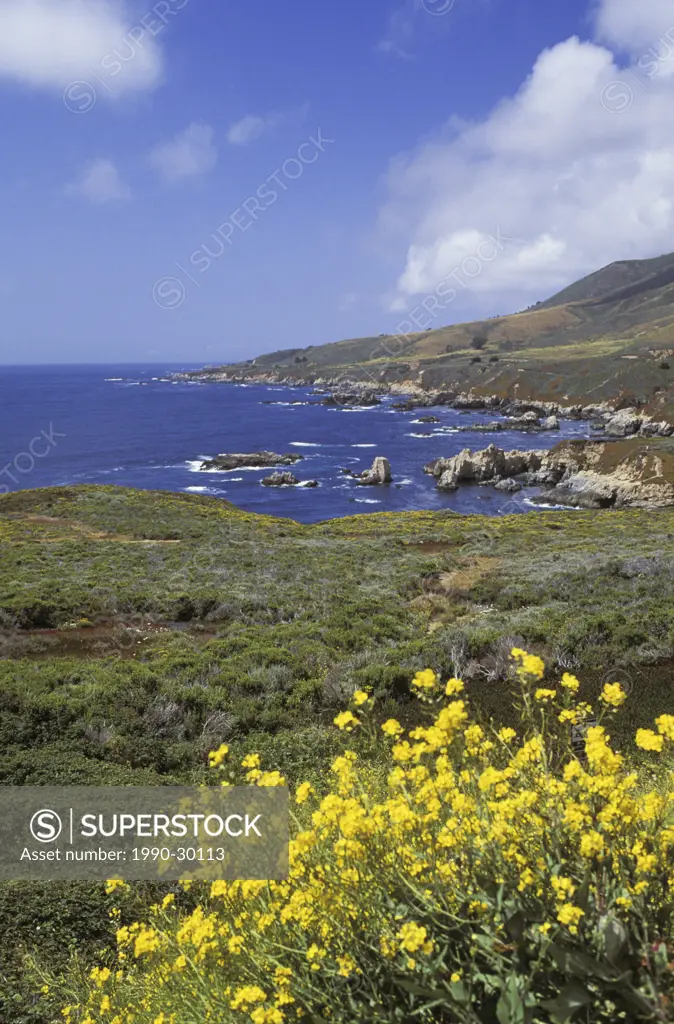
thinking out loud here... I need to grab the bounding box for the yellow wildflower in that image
[561,672,580,692]
[656,715,674,741]
[397,922,429,954]
[579,830,604,858]
[333,711,359,732]
[600,683,627,708]
[511,649,545,679]
[295,782,314,804]
[208,743,229,768]
[557,904,585,933]
[636,729,664,752]
[412,669,437,690]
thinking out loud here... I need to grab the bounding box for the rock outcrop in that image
[262,472,299,486]
[262,472,319,487]
[425,445,545,492]
[605,409,642,437]
[200,451,304,471]
[322,389,381,407]
[425,440,674,508]
[358,457,392,486]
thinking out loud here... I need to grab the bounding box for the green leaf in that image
[504,910,526,943]
[496,973,526,1024]
[449,979,469,1006]
[548,942,621,983]
[599,913,629,966]
[540,980,592,1024]
[574,871,591,913]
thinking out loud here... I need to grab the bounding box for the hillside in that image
[536,251,674,308]
[189,251,674,421]
[3,485,674,1020]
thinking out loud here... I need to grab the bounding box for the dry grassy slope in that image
[205,253,674,418]
[537,251,674,309]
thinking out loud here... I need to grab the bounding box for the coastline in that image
[172,367,674,509]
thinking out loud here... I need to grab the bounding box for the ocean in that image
[0,365,592,524]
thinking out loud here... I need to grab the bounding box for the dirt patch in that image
[403,541,457,554]
[0,622,217,661]
[13,514,182,544]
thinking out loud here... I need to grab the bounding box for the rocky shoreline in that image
[173,368,674,439]
[425,441,674,509]
[182,371,674,509]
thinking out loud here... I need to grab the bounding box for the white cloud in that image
[226,113,283,145]
[148,123,217,184]
[66,158,130,203]
[0,0,162,97]
[595,0,674,54]
[381,0,674,311]
[378,0,458,60]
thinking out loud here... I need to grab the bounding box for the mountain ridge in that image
[189,250,674,421]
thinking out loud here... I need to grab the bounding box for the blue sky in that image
[1,0,673,364]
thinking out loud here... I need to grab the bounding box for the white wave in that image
[299,480,320,488]
[351,443,376,448]
[185,486,228,495]
[289,442,322,447]
[397,478,413,485]
[406,432,434,438]
[105,377,123,381]
[353,498,381,504]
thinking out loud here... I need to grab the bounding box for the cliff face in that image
[537,439,674,509]
[423,438,674,508]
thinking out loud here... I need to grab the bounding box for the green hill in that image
[4,485,674,1020]
[192,251,674,420]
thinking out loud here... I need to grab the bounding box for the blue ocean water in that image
[0,365,592,524]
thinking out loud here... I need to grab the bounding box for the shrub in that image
[62,652,674,1024]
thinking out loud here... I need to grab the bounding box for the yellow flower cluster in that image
[68,652,674,1024]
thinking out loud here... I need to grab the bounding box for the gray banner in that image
[0,786,289,880]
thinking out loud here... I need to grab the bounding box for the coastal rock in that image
[417,415,441,423]
[200,451,304,471]
[427,445,546,492]
[262,472,300,487]
[358,456,392,486]
[542,416,560,430]
[261,472,319,488]
[533,440,674,508]
[322,389,381,407]
[640,420,674,437]
[494,478,523,492]
[507,411,540,425]
[605,409,642,437]
[457,421,505,433]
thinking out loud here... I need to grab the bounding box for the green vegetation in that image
[3,485,674,1020]
[199,250,674,419]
